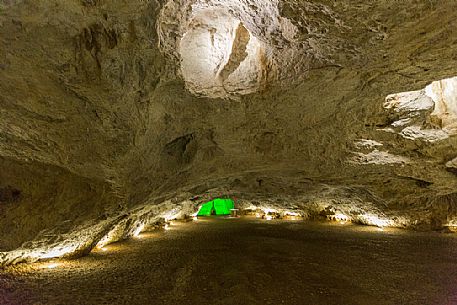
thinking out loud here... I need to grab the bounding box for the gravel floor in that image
[2,218,457,305]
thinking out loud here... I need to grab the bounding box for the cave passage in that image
[197,198,235,216]
[3,0,457,304]
[2,218,457,305]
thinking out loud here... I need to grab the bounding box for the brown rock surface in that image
[1,0,457,261]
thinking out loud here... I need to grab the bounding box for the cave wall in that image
[1,0,457,252]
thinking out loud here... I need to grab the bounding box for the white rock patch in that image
[383,76,457,142]
[400,125,449,143]
[179,8,264,98]
[426,76,457,134]
[350,149,409,165]
[354,139,383,149]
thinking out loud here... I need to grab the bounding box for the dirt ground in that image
[2,218,457,305]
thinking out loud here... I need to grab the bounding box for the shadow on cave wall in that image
[0,157,116,251]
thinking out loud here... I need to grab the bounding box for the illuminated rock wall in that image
[1,0,457,264]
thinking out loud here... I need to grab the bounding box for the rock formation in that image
[1,0,457,265]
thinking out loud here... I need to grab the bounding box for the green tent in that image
[197,198,234,216]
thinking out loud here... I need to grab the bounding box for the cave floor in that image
[2,218,457,305]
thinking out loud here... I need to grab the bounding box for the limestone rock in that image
[1,0,457,264]
[446,157,457,175]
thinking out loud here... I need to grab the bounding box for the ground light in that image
[133,223,145,238]
[36,246,75,259]
[41,261,60,269]
[360,214,391,228]
[27,209,395,265]
[334,213,349,224]
[283,211,302,220]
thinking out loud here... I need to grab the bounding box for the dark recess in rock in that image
[0,186,21,203]
[162,134,196,165]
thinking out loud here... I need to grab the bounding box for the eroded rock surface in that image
[1,0,457,264]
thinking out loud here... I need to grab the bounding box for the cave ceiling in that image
[1,0,457,259]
